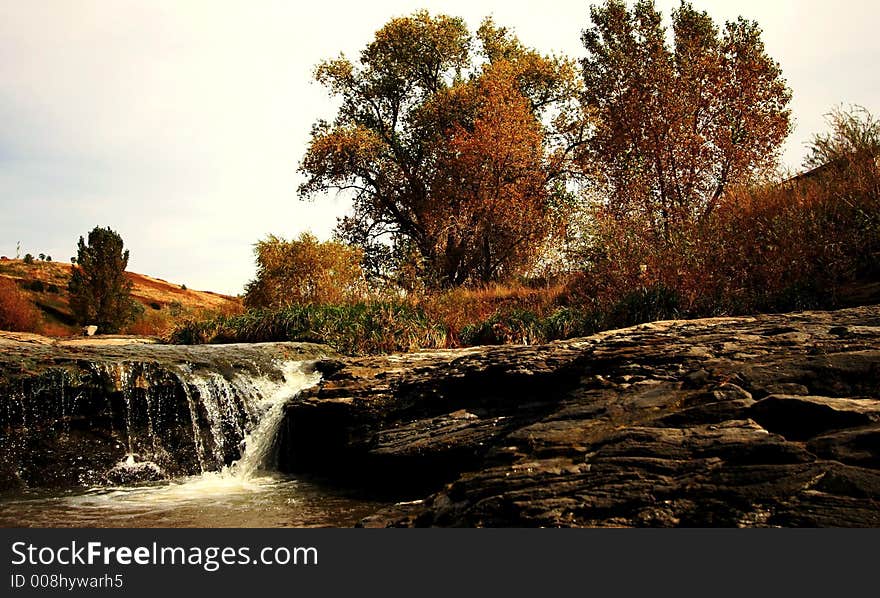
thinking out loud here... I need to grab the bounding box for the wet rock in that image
[5,304,880,527]
[0,338,334,489]
[279,305,880,527]
[750,395,880,440]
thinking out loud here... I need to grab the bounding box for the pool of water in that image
[0,473,389,528]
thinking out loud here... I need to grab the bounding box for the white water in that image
[1,359,390,527]
[103,360,321,502]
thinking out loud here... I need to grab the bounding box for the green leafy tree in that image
[68,226,138,333]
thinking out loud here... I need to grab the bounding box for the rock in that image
[4,304,880,527]
[0,337,335,489]
[749,395,880,440]
[807,426,880,468]
[83,325,98,336]
[278,304,880,527]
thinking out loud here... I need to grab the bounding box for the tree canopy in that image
[299,11,589,287]
[581,0,792,238]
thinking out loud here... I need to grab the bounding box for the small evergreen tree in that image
[68,226,137,333]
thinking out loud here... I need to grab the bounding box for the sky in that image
[1,1,878,295]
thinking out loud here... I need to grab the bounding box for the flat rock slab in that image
[283,305,880,527]
[750,395,880,440]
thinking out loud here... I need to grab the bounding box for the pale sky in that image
[1,0,878,294]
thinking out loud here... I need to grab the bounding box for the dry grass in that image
[419,282,567,346]
[0,260,241,337]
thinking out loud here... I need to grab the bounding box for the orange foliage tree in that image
[299,11,588,288]
[581,0,792,239]
[429,62,554,285]
[243,233,366,308]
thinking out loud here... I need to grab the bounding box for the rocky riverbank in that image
[281,305,880,527]
[2,305,879,526]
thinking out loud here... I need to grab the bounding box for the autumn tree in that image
[299,11,588,287]
[428,62,554,284]
[68,226,137,333]
[243,232,366,308]
[581,0,792,239]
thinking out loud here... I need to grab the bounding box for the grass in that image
[171,302,447,355]
[0,259,241,337]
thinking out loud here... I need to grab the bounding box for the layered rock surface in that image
[282,305,880,527]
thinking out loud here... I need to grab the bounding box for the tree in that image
[23,254,34,265]
[244,232,366,308]
[299,11,588,287]
[581,0,792,239]
[428,62,555,284]
[68,226,137,333]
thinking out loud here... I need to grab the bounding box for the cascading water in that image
[0,344,390,527]
[105,359,321,484]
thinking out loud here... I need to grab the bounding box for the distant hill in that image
[0,258,241,337]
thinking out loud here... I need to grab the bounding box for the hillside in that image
[0,258,241,337]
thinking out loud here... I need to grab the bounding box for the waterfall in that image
[98,359,321,485]
[227,361,319,480]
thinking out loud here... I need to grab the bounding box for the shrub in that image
[244,233,367,308]
[28,280,45,293]
[460,309,544,346]
[0,278,40,332]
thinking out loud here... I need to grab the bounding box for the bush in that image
[460,309,544,346]
[567,150,879,320]
[244,233,366,308]
[28,280,45,293]
[0,278,40,332]
[606,285,681,329]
